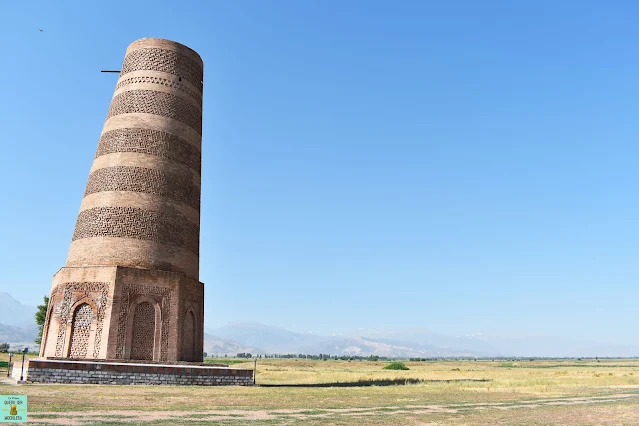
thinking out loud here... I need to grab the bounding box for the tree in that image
[34,295,49,345]
[0,343,9,353]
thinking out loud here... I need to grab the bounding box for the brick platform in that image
[26,359,253,386]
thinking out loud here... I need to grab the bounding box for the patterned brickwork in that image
[68,304,93,358]
[95,128,201,174]
[121,47,203,91]
[130,302,156,360]
[91,285,109,359]
[84,166,200,210]
[115,283,173,360]
[116,75,202,104]
[107,90,202,134]
[50,282,109,358]
[72,207,199,256]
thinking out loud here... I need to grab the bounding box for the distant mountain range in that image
[0,293,637,357]
[203,322,495,357]
[205,322,639,358]
[0,292,37,327]
[204,322,490,357]
[0,292,39,350]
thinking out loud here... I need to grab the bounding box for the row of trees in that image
[35,296,48,344]
[231,353,387,361]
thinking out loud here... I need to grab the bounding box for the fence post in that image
[253,357,257,385]
[6,353,12,377]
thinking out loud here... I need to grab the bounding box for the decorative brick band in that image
[84,166,200,210]
[95,128,201,174]
[116,76,202,104]
[121,47,203,91]
[107,90,202,134]
[72,207,199,255]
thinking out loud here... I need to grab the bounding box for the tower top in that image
[126,38,204,69]
[65,37,204,279]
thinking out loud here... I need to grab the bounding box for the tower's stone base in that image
[26,359,253,386]
[40,266,204,362]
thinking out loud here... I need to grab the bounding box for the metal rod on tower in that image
[100,70,121,73]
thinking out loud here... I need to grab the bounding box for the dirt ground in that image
[21,393,639,425]
[2,357,638,424]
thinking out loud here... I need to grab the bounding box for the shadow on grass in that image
[258,378,491,387]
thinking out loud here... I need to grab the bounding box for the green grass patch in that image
[296,409,328,415]
[30,414,136,419]
[184,413,245,418]
[383,362,409,370]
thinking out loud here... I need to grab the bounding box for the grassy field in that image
[1,354,638,425]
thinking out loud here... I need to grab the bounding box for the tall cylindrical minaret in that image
[66,38,203,280]
[40,38,205,363]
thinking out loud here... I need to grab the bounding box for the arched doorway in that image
[68,303,94,358]
[130,302,156,360]
[182,310,196,362]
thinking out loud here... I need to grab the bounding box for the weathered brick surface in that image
[27,360,252,386]
[66,238,199,280]
[66,37,203,281]
[42,38,206,366]
[41,266,204,363]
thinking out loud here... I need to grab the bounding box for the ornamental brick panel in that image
[130,302,156,360]
[68,304,94,358]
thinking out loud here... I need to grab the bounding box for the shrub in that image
[0,343,9,353]
[383,362,409,370]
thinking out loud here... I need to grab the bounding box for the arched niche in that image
[64,298,99,359]
[123,296,162,361]
[181,306,197,362]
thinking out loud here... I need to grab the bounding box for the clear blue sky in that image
[1,0,638,344]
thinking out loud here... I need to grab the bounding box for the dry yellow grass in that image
[1,356,637,424]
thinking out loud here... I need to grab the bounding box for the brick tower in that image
[40,38,204,362]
